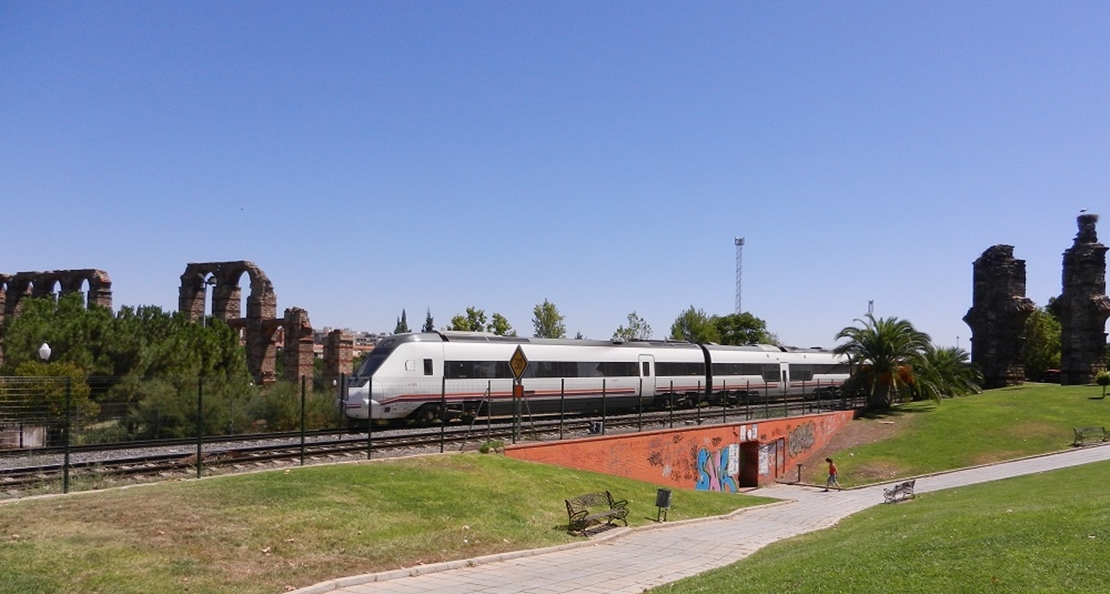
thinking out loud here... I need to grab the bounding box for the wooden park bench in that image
[1072,426,1107,447]
[565,491,629,535]
[883,479,916,504]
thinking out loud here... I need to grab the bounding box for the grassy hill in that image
[806,382,1110,487]
[652,459,1110,594]
[652,382,1110,593]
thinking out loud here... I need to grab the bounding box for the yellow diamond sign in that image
[509,345,529,380]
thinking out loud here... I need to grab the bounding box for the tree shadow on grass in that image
[856,403,936,421]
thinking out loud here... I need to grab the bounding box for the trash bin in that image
[655,488,672,522]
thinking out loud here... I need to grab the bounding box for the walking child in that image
[824,457,841,492]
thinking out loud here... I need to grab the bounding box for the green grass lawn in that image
[808,382,1110,487]
[0,454,771,594]
[1,383,1106,593]
[652,460,1110,594]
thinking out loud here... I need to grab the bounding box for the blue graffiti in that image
[696,447,737,492]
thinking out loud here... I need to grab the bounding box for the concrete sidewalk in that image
[293,445,1110,594]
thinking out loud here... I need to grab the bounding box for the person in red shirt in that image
[824,457,841,492]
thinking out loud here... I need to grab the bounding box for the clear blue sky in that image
[3,2,1107,348]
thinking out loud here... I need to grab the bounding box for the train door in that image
[638,355,655,399]
[778,363,790,399]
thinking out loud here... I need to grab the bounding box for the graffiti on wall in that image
[788,422,816,458]
[695,444,739,492]
[759,438,786,478]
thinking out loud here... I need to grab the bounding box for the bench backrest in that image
[566,491,613,514]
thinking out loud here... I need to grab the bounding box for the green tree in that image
[669,306,720,343]
[1,295,247,381]
[1024,307,1061,381]
[532,299,566,339]
[1096,371,1110,399]
[834,314,933,410]
[0,293,114,375]
[422,308,435,333]
[449,307,488,332]
[11,359,99,424]
[488,313,516,336]
[613,311,652,341]
[394,309,410,334]
[714,312,778,346]
[911,344,982,402]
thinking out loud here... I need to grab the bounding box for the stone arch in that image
[3,272,36,320]
[2,269,112,320]
[178,261,309,385]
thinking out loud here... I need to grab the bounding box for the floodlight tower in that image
[734,237,745,314]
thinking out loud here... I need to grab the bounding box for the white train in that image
[341,331,850,424]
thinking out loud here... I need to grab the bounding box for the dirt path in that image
[801,413,913,483]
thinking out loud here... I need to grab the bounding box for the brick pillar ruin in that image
[282,307,315,385]
[323,329,354,389]
[963,245,1035,388]
[1058,214,1110,385]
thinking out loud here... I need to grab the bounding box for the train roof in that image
[435,331,701,349]
[374,331,833,353]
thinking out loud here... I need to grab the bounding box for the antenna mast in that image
[734,237,745,314]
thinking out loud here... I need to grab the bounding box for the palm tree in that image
[834,314,932,410]
[911,344,982,403]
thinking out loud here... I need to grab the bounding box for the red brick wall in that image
[505,410,854,491]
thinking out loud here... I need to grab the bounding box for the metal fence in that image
[1,374,860,494]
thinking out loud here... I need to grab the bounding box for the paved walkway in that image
[293,445,1110,594]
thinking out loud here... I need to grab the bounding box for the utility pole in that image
[734,237,745,314]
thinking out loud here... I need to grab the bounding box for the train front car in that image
[342,332,447,424]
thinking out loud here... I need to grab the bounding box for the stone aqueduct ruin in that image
[2,219,1108,388]
[962,245,1036,388]
[965,213,1110,386]
[0,262,353,385]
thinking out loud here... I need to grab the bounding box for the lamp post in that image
[200,276,216,328]
[39,343,72,493]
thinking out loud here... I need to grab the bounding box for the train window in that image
[423,359,433,376]
[814,363,850,375]
[534,361,578,378]
[516,361,639,378]
[596,362,638,377]
[445,361,515,379]
[712,363,763,376]
[762,364,779,382]
[656,362,705,376]
[791,365,814,382]
[445,361,469,379]
[642,361,651,377]
[355,345,395,377]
